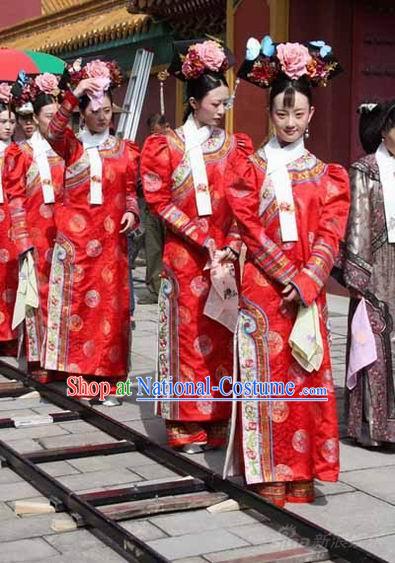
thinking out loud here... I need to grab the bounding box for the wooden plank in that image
[23,441,136,464]
[100,491,228,521]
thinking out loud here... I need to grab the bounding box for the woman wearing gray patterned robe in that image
[341,100,395,446]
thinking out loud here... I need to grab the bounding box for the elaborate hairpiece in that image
[167,38,234,82]
[358,102,378,114]
[0,82,12,105]
[238,35,341,89]
[11,71,61,112]
[59,58,123,91]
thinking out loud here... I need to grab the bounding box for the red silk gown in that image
[44,91,139,385]
[0,146,18,346]
[141,128,252,448]
[3,140,64,363]
[224,142,350,504]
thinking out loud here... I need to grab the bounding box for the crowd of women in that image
[0,35,393,508]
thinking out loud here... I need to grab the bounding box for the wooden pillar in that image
[175,80,184,127]
[268,0,289,42]
[225,0,235,132]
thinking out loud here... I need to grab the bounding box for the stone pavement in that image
[0,268,393,562]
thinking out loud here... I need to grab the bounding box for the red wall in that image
[0,0,41,28]
[289,0,353,168]
[233,0,270,146]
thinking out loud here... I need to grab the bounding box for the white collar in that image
[0,139,10,157]
[79,127,110,150]
[264,135,305,173]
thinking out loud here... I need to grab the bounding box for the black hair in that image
[0,102,15,117]
[358,99,395,154]
[183,72,228,122]
[79,90,113,113]
[269,76,312,111]
[147,113,168,130]
[33,93,57,115]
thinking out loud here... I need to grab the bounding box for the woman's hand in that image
[119,212,136,233]
[73,78,103,99]
[281,284,301,303]
[213,247,238,264]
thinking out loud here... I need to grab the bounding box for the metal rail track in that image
[0,360,387,563]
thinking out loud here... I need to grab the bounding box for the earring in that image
[304,127,310,139]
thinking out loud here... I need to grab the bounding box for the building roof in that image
[41,0,92,15]
[0,0,151,55]
[127,0,225,36]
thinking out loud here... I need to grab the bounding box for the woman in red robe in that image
[0,84,18,352]
[141,40,251,452]
[43,60,139,399]
[4,75,64,377]
[223,38,350,506]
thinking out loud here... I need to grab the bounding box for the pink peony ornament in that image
[0,83,11,103]
[194,40,226,72]
[35,73,59,95]
[276,42,312,79]
[85,60,111,79]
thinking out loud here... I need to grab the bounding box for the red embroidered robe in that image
[44,91,139,379]
[0,146,18,342]
[141,128,251,432]
[224,143,350,485]
[4,140,64,361]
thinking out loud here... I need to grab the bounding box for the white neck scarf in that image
[375,142,395,243]
[0,139,10,204]
[182,114,212,216]
[263,135,306,242]
[79,127,110,205]
[30,131,55,204]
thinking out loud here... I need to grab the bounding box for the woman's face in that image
[0,109,16,142]
[18,114,36,139]
[383,126,395,156]
[35,103,59,136]
[83,95,113,134]
[271,90,314,145]
[191,84,229,128]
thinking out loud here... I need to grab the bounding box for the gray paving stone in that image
[0,481,41,502]
[148,530,248,559]
[314,480,355,498]
[133,463,180,481]
[0,514,56,542]
[31,405,66,415]
[120,519,167,541]
[7,439,44,453]
[0,500,17,521]
[288,492,395,541]
[43,529,102,553]
[31,546,127,563]
[125,418,167,444]
[231,522,302,546]
[357,534,395,563]
[0,424,70,441]
[150,509,257,536]
[204,543,326,562]
[0,398,45,411]
[67,451,154,473]
[0,409,37,420]
[341,466,395,504]
[37,461,80,478]
[340,441,395,471]
[173,558,207,563]
[0,468,24,484]
[38,431,117,449]
[1,538,59,562]
[57,468,142,492]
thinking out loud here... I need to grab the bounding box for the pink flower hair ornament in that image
[0,83,12,104]
[58,58,123,91]
[238,36,341,89]
[167,38,235,82]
